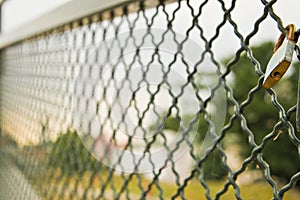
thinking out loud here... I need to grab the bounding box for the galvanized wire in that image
[0,0,300,199]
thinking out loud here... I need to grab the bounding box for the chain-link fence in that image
[0,0,300,199]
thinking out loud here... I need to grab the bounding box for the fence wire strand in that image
[0,0,300,199]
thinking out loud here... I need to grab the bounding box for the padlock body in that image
[263,39,295,88]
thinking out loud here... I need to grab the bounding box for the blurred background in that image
[0,0,300,199]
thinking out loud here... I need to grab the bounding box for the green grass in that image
[29,168,300,200]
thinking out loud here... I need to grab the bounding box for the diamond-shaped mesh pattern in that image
[0,0,300,199]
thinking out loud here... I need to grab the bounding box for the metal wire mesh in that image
[0,0,300,199]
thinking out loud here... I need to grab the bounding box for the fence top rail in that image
[0,0,130,49]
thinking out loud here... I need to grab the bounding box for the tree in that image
[48,130,102,174]
[155,114,227,180]
[225,42,300,181]
[148,42,300,181]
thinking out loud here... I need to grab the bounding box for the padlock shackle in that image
[273,24,296,53]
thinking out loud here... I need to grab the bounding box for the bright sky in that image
[2,0,300,60]
[2,0,300,146]
[3,0,300,33]
[2,0,69,32]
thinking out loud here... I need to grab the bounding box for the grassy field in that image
[2,137,298,200]
[29,168,300,200]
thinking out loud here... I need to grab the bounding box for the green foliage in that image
[201,149,227,180]
[263,133,300,179]
[48,130,102,174]
[225,42,300,181]
[196,114,210,142]
[164,116,180,131]
[150,42,300,181]
[159,114,226,180]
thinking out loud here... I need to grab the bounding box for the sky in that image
[2,0,68,32]
[2,0,300,147]
[2,0,300,60]
[3,0,300,33]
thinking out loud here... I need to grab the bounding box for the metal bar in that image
[297,63,300,132]
[0,4,2,34]
[0,0,131,49]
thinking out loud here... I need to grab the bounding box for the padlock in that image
[263,24,296,89]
